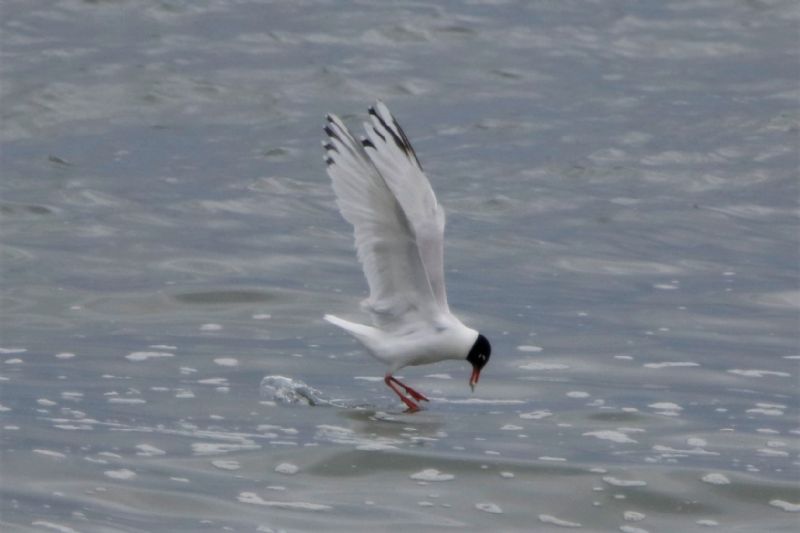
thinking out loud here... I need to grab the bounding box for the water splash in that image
[259,375,327,406]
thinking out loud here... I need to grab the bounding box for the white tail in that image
[323,314,377,339]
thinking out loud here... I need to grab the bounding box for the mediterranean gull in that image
[322,101,492,412]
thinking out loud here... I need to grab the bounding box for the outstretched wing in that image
[323,112,441,330]
[361,101,449,313]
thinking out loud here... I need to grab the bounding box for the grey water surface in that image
[1,1,798,531]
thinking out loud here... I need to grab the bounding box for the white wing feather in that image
[362,101,449,312]
[323,110,444,330]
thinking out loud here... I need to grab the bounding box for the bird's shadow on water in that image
[341,406,444,428]
[323,407,448,449]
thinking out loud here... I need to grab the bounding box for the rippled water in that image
[2,1,798,531]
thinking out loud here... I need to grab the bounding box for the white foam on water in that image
[200,323,223,331]
[652,445,718,456]
[624,511,646,521]
[602,476,647,487]
[746,407,784,416]
[125,351,173,362]
[135,444,166,456]
[107,398,146,404]
[53,424,92,431]
[31,521,79,533]
[727,369,791,378]
[516,345,543,352]
[696,520,719,527]
[539,514,582,528]
[99,452,122,459]
[617,427,646,434]
[475,502,503,514]
[237,492,332,511]
[648,402,682,411]
[701,473,730,485]
[500,471,515,478]
[643,362,699,369]
[54,352,75,359]
[757,402,787,409]
[33,449,65,459]
[197,378,228,385]
[757,448,789,457]
[0,347,26,354]
[410,468,454,482]
[212,460,241,471]
[192,442,261,455]
[275,462,299,475]
[769,500,800,512]
[501,424,524,430]
[583,431,638,444]
[104,468,136,480]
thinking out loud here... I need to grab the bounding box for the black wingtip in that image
[361,138,375,149]
[371,126,386,142]
[371,110,408,155]
[325,156,334,167]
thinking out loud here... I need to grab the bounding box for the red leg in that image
[388,376,429,402]
[384,375,420,412]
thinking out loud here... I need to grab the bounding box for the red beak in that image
[469,367,481,392]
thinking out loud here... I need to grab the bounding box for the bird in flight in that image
[322,101,491,413]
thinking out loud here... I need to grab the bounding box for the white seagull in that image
[322,101,491,412]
